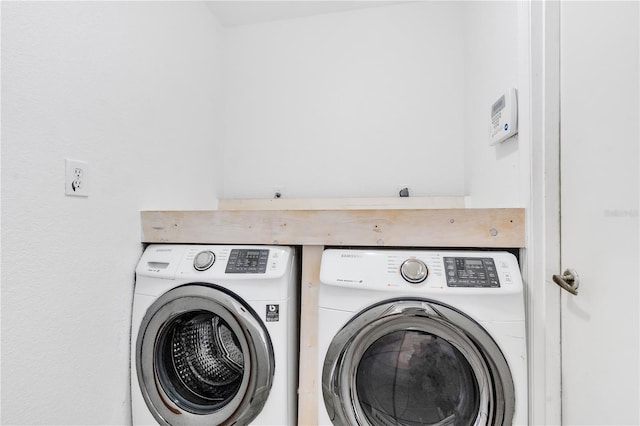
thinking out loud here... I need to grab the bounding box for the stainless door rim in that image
[136,284,274,426]
[322,298,515,426]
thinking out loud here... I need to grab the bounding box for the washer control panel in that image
[444,257,499,287]
[225,249,270,274]
[137,245,292,280]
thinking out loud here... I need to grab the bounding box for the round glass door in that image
[322,299,514,426]
[137,284,274,426]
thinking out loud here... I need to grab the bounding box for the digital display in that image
[465,259,483,267]
[238,251,261,267]
[492,95,506,115]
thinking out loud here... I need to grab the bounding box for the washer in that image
[132,245,298,426]
[318,249,527,426]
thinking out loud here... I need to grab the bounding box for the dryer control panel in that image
[444,257,499,288]
[320,249,522,296]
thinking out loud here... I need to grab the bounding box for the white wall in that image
[220,2,522,203]
[1,2,222,424]
[462,1,522,207]
[1,2,525,424]
[221,2,467,199]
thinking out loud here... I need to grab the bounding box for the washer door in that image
[136,284,274,426]
[322,299,515,426]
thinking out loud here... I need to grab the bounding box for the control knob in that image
[400,258,428,284]
[194,250,215,271]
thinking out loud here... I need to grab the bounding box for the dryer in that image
[318,249,527,426]
[132,245,298,426]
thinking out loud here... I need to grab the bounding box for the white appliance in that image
[132,245,298,426]
[318,249,527,426]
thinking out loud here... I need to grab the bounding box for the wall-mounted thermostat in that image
[490,88,518,145]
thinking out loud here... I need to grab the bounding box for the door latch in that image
[552,269,580,295]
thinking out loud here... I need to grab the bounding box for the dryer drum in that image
[355,329,480,425]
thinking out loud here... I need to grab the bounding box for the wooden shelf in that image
[141,208,524,248]
[139,204,524,425]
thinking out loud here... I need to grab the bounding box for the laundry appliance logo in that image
[340,254,362,258]
[266,304,279,322]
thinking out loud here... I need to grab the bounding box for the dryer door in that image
[322,299,515,426]
[136,284,274,426]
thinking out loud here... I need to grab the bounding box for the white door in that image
[560,1,639,424]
